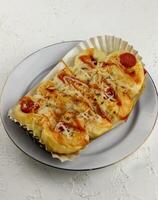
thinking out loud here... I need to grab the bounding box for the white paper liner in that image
[10,35,145,162]
[51,152,79,162]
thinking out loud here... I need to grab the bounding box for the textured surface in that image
[0,0,158,199]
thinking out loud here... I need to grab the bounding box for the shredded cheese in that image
[55,122,72,137]
[78,109,102,122]
[63,76,88,88]
[103,89,116,102]
[34,94,45,100]
[75,67,91,79]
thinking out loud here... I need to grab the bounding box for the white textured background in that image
[0,0,158,199]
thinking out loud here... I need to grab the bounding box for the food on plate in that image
[8,47,145,159]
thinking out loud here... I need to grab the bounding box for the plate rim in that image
[1,41,158,171]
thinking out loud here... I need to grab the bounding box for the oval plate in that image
[1,41,158,171]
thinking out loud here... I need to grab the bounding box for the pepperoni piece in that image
[120,53,136,68]
[19,96,39,113]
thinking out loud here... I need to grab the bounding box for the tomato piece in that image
[120,53,136,68]
[19,96,39,113]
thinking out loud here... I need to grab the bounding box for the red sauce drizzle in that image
[63,121,85,132]
[101,78,122,106]
[58,72,87,90]
[95,102,111,122]
[79,55,97,68]
[101,61,115,68]
[128,71,135,77]
[46,86,55,92]
[58,71,66,83]
[74,118,85,131]
[19,96,39,113]
[106,87,115,97]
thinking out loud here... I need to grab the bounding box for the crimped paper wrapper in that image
[51,152,79,162]
[10,35,144,162]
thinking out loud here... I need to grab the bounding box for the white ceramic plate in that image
[1,41,158,171]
